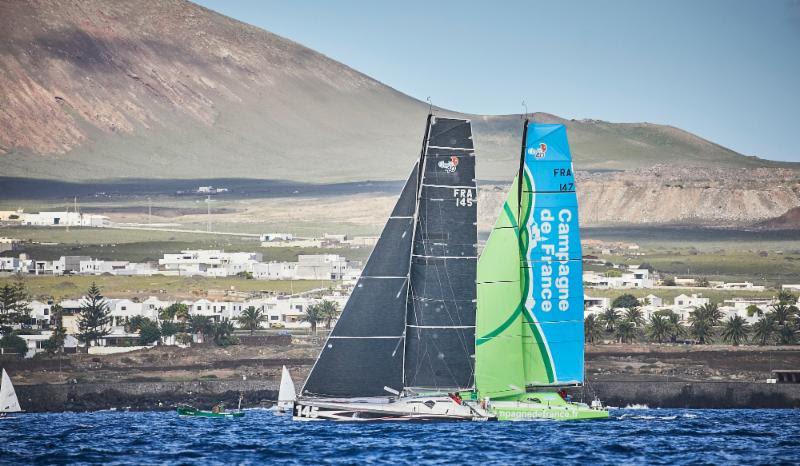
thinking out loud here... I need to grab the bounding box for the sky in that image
[195,0,800,163]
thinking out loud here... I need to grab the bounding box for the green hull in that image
[480,391,609,421]
[176,407,244,418]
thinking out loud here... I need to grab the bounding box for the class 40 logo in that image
[527,143,547,159]
[437,155,459,173]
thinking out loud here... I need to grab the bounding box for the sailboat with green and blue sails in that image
[474,119,608,420]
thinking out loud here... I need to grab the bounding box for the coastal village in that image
[1,219,799,360]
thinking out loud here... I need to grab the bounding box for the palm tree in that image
[721,315,749,346]
[212,318,238,346]
[174,303,191,322]
[300,303,326,335]
[584,314,603,344]
[697,303,723,326]
[158,305,176,323]
[752,315,777,346]
[647,314,669,343]
[236,306,267,335]
[616,320,637,343]
[688,307,714,344]
[778,321,797,345]
[317,300,341,330]
[624,307,645,328]
[777,289,798,306]
[771,303,793,326]
[188,315,214,342]
[601,308,620,332]
[663,311,686,343]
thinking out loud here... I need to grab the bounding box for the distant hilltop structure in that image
[195,186,228,194]
[260,233,379,248]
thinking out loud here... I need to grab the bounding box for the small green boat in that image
[176,406,244,418]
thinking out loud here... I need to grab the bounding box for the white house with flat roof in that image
[673,293,710,307]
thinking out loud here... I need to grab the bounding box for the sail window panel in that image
[408,296,476,327]
[423,150,476,187]
[427,117,474,149]
[521,160,576,193]
[361,217,414,277]
[404,327,475,391]
[331,277,408,338]
[409,257,476,324]
[302,338,404,397]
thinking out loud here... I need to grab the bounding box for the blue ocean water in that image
[2,409,798,465]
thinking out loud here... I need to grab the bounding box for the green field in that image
[587,247,800,287]
[0,226,372,263]
[0,275,329,301]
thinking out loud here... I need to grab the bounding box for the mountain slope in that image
[0,0,791,183]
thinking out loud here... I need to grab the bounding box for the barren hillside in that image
[1,0,791,185]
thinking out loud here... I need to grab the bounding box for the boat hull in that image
[176,407,244,418]
[293,396,488,422]
[486,392,609,421]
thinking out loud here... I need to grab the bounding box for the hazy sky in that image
[195,0,800,163]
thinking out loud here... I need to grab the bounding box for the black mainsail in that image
[404,117,477,392]
[301,116,477,398]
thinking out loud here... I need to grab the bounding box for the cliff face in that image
[479,167,800,227]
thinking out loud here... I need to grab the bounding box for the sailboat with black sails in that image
[293,115,482,421]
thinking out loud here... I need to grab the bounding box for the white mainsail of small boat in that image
[276,365,296,414]
[0,369,22,415]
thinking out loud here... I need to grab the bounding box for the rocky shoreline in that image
[7,343,800,412]
[13,377,800,413]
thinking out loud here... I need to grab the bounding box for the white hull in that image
[293,395,492,422]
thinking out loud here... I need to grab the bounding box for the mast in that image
[401,113,432,392]
[517,118,528,219]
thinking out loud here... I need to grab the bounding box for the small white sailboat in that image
[0,369,22,418]
[275,365,296,415]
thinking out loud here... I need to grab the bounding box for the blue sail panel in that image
[521,122,584,385]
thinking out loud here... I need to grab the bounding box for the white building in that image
[673,293,710,307]
[717,281,766,292]
[158,250,263,277]
[583,267,653,289]
[20,212,109,227]
[644,294,663,307]
[584,295,611,314]
[782,284,800,292]
[294,254,347,280]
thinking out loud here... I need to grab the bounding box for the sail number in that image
[453,188,475,207]
[295,404,320,419]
